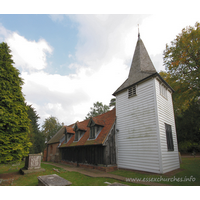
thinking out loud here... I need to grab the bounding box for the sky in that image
[0,13,199,128]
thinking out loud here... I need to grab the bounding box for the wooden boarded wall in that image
[60,124,116,166]
[61,145,105,165]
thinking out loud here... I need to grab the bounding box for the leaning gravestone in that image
[20,154,45,174]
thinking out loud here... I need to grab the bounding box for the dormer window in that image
[65,134,68,143]
[89,125,102,139]
[65,126,75,143]
[90,126,95,139]
[128,85,136,98]
[87,118,104,140]
[74,131,78,141]
[73,123,86,142]
[65,133,73,143]
[74,130,84,142]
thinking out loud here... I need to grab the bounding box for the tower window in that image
[128,85,136,98]
[165,123,174,151]
[160,83,168,99]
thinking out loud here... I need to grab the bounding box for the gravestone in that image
[38,174,72,186]
[25,154,41,170]
[20,154,45,174]
[108,182,128,186]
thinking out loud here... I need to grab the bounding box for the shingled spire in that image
[113,34,157,96]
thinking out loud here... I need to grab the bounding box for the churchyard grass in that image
[0,162,143,186]
[109,157,200,186]
[0,157,199,186]
[0,162,24,174]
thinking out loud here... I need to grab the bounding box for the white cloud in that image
[69,14,149,68]
[2,14,200,128]
[5,33,53,71]
[21,56,128,126]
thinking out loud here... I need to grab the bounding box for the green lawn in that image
[109,157,200,186]
[0,162,142,186]
[0,157,199,186]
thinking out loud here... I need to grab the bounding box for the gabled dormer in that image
[87,117,104,140]
[73,122,86,142]
[64,126,75,143]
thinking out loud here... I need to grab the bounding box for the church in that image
[44,33,180,174]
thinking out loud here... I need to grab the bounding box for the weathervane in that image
[138,24,140,39]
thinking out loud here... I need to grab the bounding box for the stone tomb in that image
[38,174,72,186]
[20,154,45,174]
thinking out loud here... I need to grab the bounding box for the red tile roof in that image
[60,108,116,148]
[74,121,87,131]
[65,126,75,134]
[91,117,105,126]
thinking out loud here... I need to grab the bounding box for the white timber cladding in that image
[155,78,180,173]
[116,78,161,173]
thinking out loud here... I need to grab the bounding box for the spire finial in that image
[138,24,140,39]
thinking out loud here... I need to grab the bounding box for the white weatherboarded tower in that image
[113,34,180,174]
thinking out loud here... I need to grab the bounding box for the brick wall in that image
[47,143,60,162]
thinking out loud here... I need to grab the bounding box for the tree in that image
[0,42,31,163]
[176,100,200,153]
[27,105,45,154]
[85,101,110,119]
[109,98,116,108]
[161,22,200,153]
[163,22,200,113]
[41,116,62,142]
